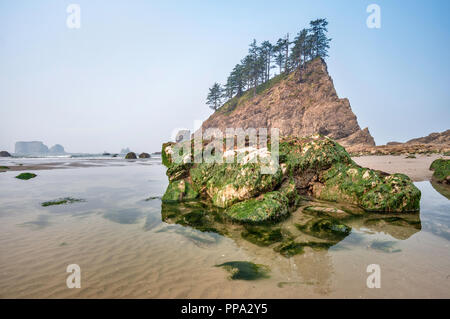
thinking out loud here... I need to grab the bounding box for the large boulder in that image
[430,159,450,184]
[0,151,11,157]
[125,152,137,159]
[139,152,151,159]
[161,135,421,223]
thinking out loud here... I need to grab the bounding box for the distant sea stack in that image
[15,141,66,156]
[347,129,450,155]
[201,58,375,148]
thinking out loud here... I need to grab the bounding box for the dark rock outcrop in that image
[201,58,375,148]
[125,152,137,159]
[430,159,450,184]
[139,152,151,159]
[0,151,11,157]
[161,135,420,223]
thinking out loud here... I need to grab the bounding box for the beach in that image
[0,155,449,298]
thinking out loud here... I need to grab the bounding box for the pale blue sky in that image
[0,0,449,153]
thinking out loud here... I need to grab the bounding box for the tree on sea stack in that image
[309,18,331,59]
[206,82,223,111]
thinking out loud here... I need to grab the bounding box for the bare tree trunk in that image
[285,33,289,73]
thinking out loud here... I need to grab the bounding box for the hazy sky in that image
[1,0,449,153]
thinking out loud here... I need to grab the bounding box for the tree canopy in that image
[206,18,331,111]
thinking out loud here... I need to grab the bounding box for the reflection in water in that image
[417,181,450,241]
[160,197,423,290]
[103,209,144,224]
[2,158,449,297]
[431,180,450,200]
[18,214,51,229]
[160,199,422,259]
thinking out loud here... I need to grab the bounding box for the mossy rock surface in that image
[161,179,198,203]
[224,192,289,223]
[161,134,421,220]
[124,152,137,159]
[316,164,421,212]
[15,173,37,180]
[430,159,450,184]
[296,218,351,241]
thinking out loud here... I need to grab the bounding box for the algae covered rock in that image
[314,164,421,212]
[161,134,421,223]
[430,159,450,184]
[225,191,289,223]
[139,152,151,159]
[161,179,198,202]
[125,152,137,159]
[15,172,37,180]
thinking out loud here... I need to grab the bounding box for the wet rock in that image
[15,173,37,180]
[430,159,450,184]
[161,135,421,223]
[124,152,137,159]
[139,152,151,159]
[161,179,198,203]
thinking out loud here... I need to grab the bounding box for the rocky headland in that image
[201,58,375,149]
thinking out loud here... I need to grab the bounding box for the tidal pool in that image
[0,158,449,298]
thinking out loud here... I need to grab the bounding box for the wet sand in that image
[0,159,449,298]
[352,154,449,182]
[1,154,448,183]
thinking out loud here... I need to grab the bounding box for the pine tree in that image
[260,40,274,82]
[274,38,286,74]
[206,82,223,111]
[309,18,331,58]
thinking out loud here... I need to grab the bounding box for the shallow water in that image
[0,159,449,298]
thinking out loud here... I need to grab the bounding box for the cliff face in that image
[201,58,375,147]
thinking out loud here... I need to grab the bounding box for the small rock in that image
[125,152,137,159]
[139,152,151,159]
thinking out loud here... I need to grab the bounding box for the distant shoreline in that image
[1,153,447,182]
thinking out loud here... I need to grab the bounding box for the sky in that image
[0,0,449,153]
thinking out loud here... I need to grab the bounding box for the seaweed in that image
[215,261,270,280]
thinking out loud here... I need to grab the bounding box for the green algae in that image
[162,134,421,217]
[215,261,270,280]
[41,197,85,207]
[161,179,198,203]
[296,218,351,241]
[273,240,305,257]
[430,159,449,183]
[241,225,283,246]
[15,172,37,180]
[144,196,161,201]
[224,191,289,223]
[318,163,421,212]
[0,166,9,170]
